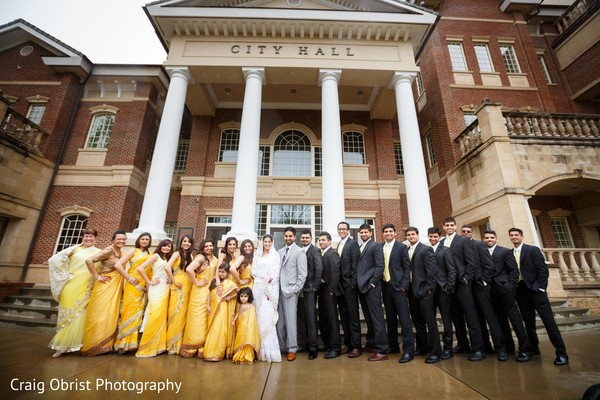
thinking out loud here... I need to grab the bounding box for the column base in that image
[128,228,169,242]
[222,230,258,242]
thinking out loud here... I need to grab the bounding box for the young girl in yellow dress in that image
[113,232,152,353]
[229,239,254,289]
[203,263,239,361]
[231,287,260,365]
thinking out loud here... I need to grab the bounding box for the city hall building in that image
[0,0,599,307]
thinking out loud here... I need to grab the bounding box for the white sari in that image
[251,238,282,362]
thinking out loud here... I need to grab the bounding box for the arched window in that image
[85,114,115,148]
[342,131,365,165]
[219,128,240,162]
[54,214,88,253]
[273,130,311,176]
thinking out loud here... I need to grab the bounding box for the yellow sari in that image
[180,255,217,357]
[203,279,238,361]
[81,246,123,356]
[238,264,254,290]
[114,248,151,352]
[48,245,100,353]
[136,256,169,358]
[232,304,260,365]
[166,257,192,354]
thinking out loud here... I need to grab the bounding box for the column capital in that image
[242,67,266,84]
[389,71,417,89]
[318,69,342,86]
[166,66,194,84]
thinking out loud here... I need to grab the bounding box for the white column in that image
[391,72,433,238]
[131,67,192,240]
[319,69,346,241]
[226,68,265,242]
[524,196,542,248]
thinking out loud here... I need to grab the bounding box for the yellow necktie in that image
[489,248,493,255]
[383,243,391,282]
[338,240,344,256]
[360,243,365,254]
[514,248,522,281]
[409,246,414,260]
[444,236,452,248]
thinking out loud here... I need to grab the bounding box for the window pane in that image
[174,139,189,173]
[343,131,365,165]
[219,129,240,162]
[273,130,312,177]
[270,205,312,225]
[538,55,552,84]
[474,44,494,72]
[426,133,436,167]
[394,143,404,175]
[26,104,46,125]
[447,42,467,71]
[54,215,88,253]
[500,45,521,73]
[314,146,322,177]
[259,146,270,176]
[464,113,477,127]
[85,114,115,148]
[550,217,574,248]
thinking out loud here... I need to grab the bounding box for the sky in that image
[0,0,167,64]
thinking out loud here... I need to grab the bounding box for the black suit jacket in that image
[303,244,323,292]
[409,242,438,299]
[433,245,457,293]
[383,241,410,292]
[490,245,519,289]
[321,247,341,296]
[440,234,475,284]
[472,239,495,285]
[339,237,360,290]
[356,239,384,294]
[517,244,548,292]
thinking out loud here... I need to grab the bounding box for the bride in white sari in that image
[251,234,282,362]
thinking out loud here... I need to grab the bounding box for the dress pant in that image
[472,282,506,353]
[297,290,318,352]
[382,281,414,355]
[434,290,454,351]
[408,289,441,357]
[453,282,483,352]
[318,283,341,352]
[276,291,299,353]
[491,284,530,353]
[359,285,389,354]
[337,286,362,350]
[516,281,567,357]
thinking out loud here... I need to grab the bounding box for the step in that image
[0,303,58,321]
[3,294,58,308]
[20,286,52,297]
[536,314,600,332]
[0,314,56,333]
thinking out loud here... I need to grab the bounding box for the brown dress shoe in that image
[287,352,296,361]
[368,353,389,362]
[348,349,362,358]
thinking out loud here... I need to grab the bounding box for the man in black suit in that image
[336,221,362,358]
[428,227,456,360]
[509,227,569,366]
[483,229,532,362]
[461,224,508,361]
[297,230,323,360]
[356,223,389,361]
[380,223,414,363]
[317,231,342,359]
[440,217,485,361]
[406,226,441,364]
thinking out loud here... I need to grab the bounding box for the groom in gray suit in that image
[277,226,308,361]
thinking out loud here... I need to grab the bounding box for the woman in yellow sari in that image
[229,239,254,290]
[80,230,127,356]
[113,232,152,353]
[180,238,217,358]
[165,235,194,354]
[203,263,239,361]
[135,239,174,358]
[231,287,260,365]
[48,228,100,358]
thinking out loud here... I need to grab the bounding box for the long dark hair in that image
[200,238,215,258]
[239,239,254,268]
[177,235,195,271]
[134,232,152,253]
[154,239,173,260]
[220,237,238,264]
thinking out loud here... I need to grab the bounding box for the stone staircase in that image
[0,285,599,336]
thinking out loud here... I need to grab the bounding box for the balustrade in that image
[504,113,600,139]
[543,248,600,284]
[0,107,48,154]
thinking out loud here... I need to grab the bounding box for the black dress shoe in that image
[468,351,486,362]
[497,351,508,362]
[425,355,440,364]
[516,352,531,362]
[324,350,341,359]
[399,354,414,363]
[441,350,453,360]
[553,355,569,366]
[308,351,318,360]
[453,345,471,354]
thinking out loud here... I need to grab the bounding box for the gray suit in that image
[277,243,308,353]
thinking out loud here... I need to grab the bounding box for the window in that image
[271,205,312,225]
[346,218,376,244]
[415,72,425,96]
[464,112,478,127]
[550,217,574,248]
[314,206,323,234]
[538,55,553,84]
[259,146,271,176]
[219,128,240,162]
[447,42,468,71]
[273,130,312,177]
[164,222,177,239]
[85,114,115,148]
[474,44,494,72]
[314,146,322,177]
[394,143,404,175]
[342,131,366,165]
[206,216,232,242]
[425,133,436,167]
[54,215,88,253]
[26,104,46,125]
[500,44,521,73]
[174,139,189,173]
[255,205,268,238]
